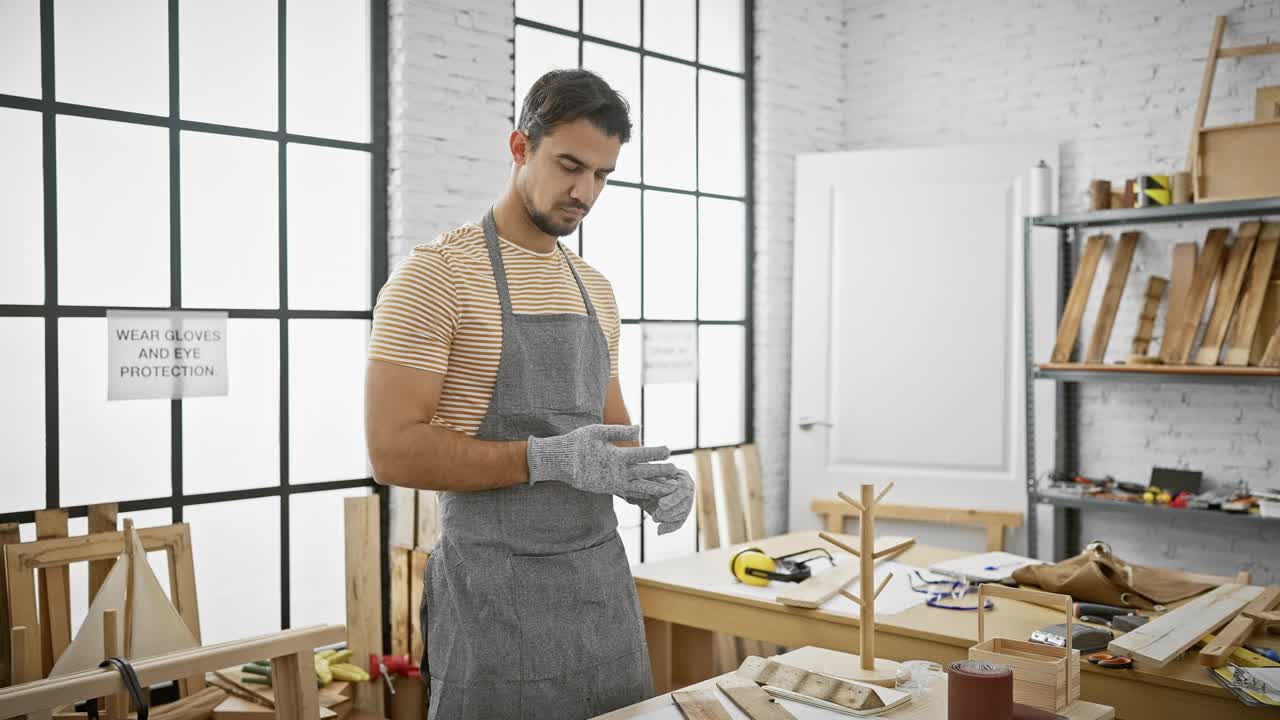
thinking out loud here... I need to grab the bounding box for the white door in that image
[788,143,1059,535]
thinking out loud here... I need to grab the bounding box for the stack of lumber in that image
[1050,222,1280,368]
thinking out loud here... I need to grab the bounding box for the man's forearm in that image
[371,421,529,491]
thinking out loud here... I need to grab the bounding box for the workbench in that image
[633,532,1278,719]
[596,645,1114,719]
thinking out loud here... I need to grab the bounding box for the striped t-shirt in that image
[368,223,621,436]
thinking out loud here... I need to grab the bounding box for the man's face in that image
[513,118,622,237]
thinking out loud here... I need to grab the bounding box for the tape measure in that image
[729,547,834,587]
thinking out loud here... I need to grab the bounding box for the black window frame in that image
[0,0,390,633]
[513,0,756,561]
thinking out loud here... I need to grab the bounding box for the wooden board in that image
[1108,583,1264,667]
[740,445,766,542]
[716,448,748,545]
[1051,234,1108,363]
[735,656,884,711]
[35,510,72,678]
[410,550,427,665]
[1162,242,1199,359]
[0,523,20,689]
[693,449,720,550]
[1162,228,1229,364]
[1129,276,1168,359]
[343,497,384,716]
[86,504,118,604]
[1186,15,1226,178]
[1199,586,1280,667]
[1260,321,1280,367]
[774,536,914,609]
[715,676,796,720]
[1259,86,1280,121]
[1193,223,1259,365]
[672,689,733,720]
[1225,224,1280,365]
[1086,232,1139,363]
[1252,280,1280,365]
[389,546,411,657]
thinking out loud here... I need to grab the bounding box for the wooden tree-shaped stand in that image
[819,482,905,688]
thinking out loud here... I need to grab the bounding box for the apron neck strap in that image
[482,208,597,318]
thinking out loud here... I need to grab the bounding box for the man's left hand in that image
[628,469,694,535]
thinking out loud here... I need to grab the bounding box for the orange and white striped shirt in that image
[369,223,621,436]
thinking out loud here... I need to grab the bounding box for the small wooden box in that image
[969,584,1081,713]
[1196,119,1280,202]
[969,638,1081,712]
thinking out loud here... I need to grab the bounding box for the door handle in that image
[797,418,833,431]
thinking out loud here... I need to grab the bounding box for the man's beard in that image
[519,179,584,237]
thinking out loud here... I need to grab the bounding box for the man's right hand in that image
[527,424,677,500]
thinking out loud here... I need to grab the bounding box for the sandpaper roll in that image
[948,660,1012,720]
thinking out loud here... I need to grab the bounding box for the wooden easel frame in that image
[1,625,342,720]
[1186,15,1280,200]
[3,524,203,694]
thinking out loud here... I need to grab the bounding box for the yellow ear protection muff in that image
[730,547,835,587]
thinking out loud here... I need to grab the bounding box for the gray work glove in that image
[527,424,678,501]
[628,469,694,535]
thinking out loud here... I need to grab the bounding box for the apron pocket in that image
[509,534,641,682]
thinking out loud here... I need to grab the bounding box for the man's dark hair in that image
[518,69,632,149]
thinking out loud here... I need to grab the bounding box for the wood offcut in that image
[1199,586,1280,667]
[715,676,797,720]
[1129,276,1168,361]
[1194,222,1259,365]
[672,689,733,720]
[736,656,884,711]
[1051,234,1109,363]
[1163,229,1229,364]
[1108,583,1264,667]
[1225,223,1280,365]
[1086,232,1139,363]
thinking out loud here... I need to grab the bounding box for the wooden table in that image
[633,532,1278,720]
[596,645,1114,719]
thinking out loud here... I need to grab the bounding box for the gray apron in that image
[420,210,653,719]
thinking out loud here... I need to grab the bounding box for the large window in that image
[0,0,387,644]
[514,0,753,563]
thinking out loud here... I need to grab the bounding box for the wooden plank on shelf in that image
[775,536,914,609]
[1260,323,1280,367]
[1108,583,1264,667]
[1086,231,1139,363]
[0,523,20,689]
[1163,242,1199,359]
[1225,223,1280,365]
[716,448,748,546]
[693,450,720,550]
[1129,276,1168,359]
[1199,586,1280,667]
[343,497,384,716]
[672,689,733,720]
[410,550,427,665]
[1252,280,1280,365]
[1194,222,1259,365]
[1163,228,1229,364]
[86,504,118,604]
[35,510,71,678]
[1051,234,1108,363]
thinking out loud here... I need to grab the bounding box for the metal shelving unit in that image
[1022,196,1280,558]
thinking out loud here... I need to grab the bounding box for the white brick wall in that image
[834,0,1280,581]
[753,0,849,535]
[388,0,513,263]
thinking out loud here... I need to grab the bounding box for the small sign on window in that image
[107,310,229,400]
